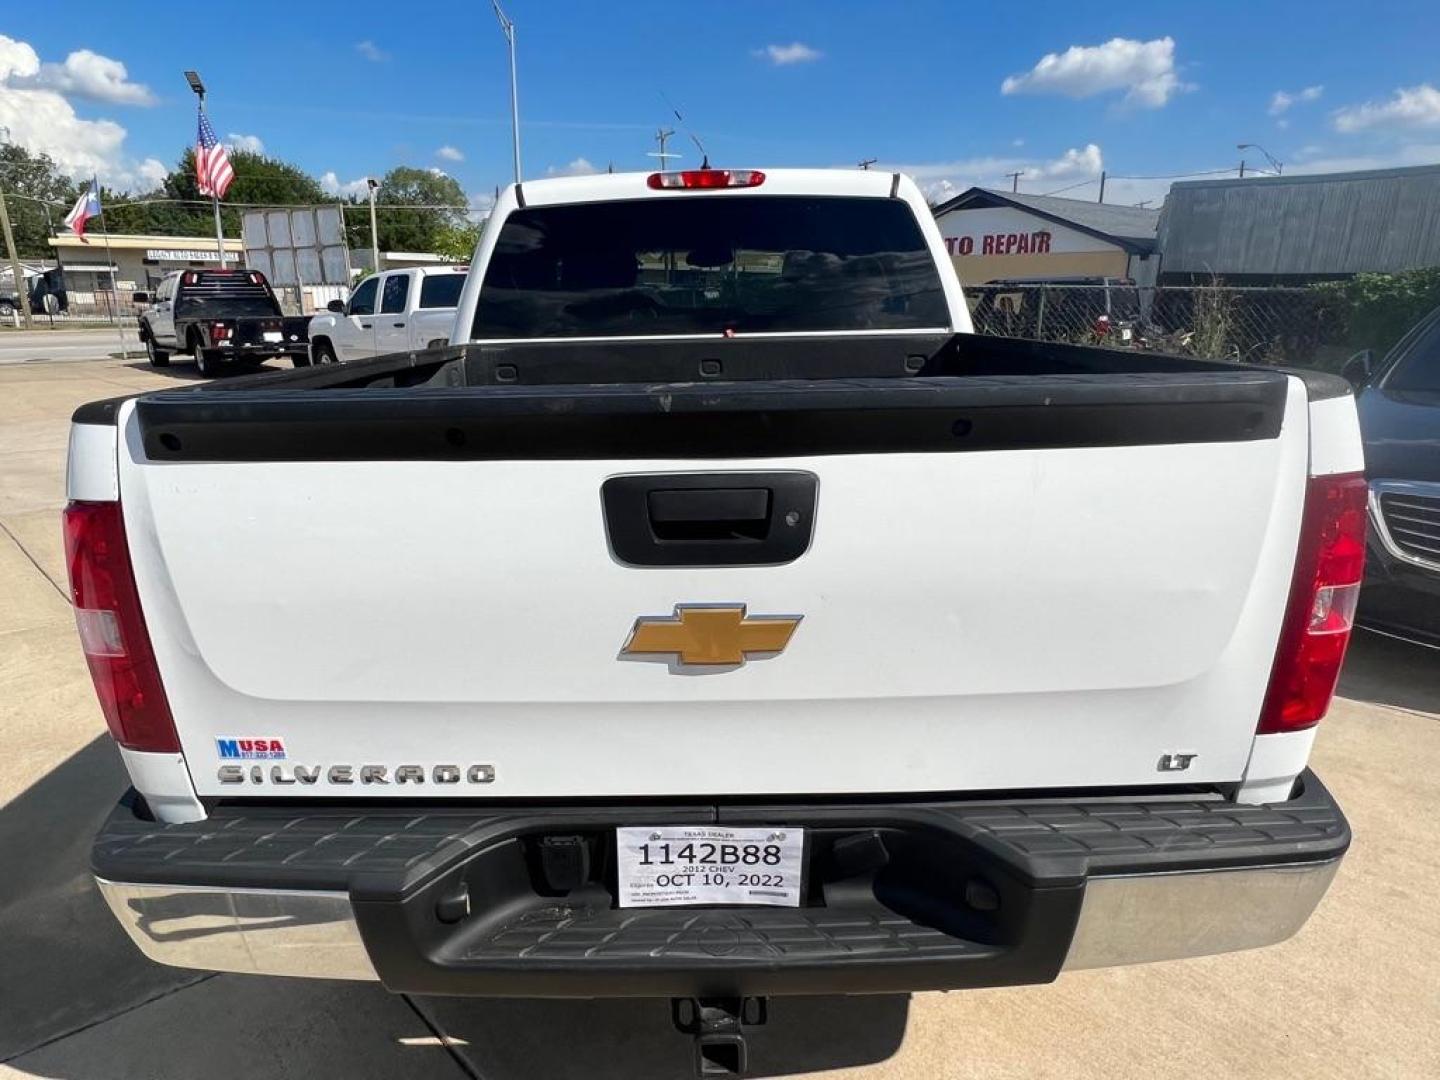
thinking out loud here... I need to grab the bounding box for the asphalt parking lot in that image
[1,353,1438,1079]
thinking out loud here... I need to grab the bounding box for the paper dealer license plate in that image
[262,331,283,342]
[616,826,804,908]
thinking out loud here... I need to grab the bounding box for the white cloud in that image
[134,157,167,191]
[20,47,156,105]
[545,156,600,177]
[227,132,264,154]
[355,40,387,62]
[1269,85,1323,116]
[436,145,464,162]
[319,171,372,198]
[1333,84,1440,134]
[885,145,1105,204]
[754,43,822,66]
[1001,37,1185,108]
[1287,141,1440,174]
[1033,143,1103,181]
[0,35,160,186]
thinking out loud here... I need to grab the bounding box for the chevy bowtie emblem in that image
[622,605,802,666]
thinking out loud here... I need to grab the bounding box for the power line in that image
[1038,177,1098,197]
[1105,166,1237,181]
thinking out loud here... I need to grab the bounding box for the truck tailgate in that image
[114,371,1306,799]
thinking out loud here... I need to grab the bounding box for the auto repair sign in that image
[937,206,1117,258]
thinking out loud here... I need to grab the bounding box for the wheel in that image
[195,346,218,378]
[0,300,15,318]
[144,334,170,367]
[311,339,339,365]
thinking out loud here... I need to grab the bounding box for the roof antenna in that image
[662,91,709,169]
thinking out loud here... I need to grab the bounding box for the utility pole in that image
[0,126,33,327]
[367,177,380,273]
[184,71,226,266]
[858,158,877,171]
[1098,171,1107,203]
[1004,170,1023,193]
[0,187,31,328]
[1238,159,1246,178]
[648,129,680,170]
[491,1,522,183]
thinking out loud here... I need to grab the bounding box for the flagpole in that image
[94,176,130,361]
[197,94,226,266]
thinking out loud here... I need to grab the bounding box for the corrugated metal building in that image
[1157,164,1440,283]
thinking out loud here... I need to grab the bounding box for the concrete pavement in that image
[0,329,143,366]
[1,357,1437,1079]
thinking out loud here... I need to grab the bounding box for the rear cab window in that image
[473,195,948,339]
[381,273,410,315]
[420,271,467,309]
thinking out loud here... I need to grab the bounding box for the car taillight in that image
[646,169,766,190]
[63,501,178,752]
[1257,472,1368,734]
[211,322,231,341]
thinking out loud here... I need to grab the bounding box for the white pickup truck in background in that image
[70,168,1362,1076]
[305,264,467,363]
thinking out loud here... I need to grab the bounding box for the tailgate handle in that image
[603,472,817,567]
[647,488,770,541]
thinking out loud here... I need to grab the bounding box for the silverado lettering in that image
[216,764,497,785]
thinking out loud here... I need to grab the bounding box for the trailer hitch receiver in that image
[671,996,768,1078]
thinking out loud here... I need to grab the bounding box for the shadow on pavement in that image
[0,736,204,1061]
[119,359,293,382]
[423,994,909,1079]
[1339,630,1440,716]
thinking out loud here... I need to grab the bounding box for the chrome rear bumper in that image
[98,857,1342,984]
[96,880,378,981]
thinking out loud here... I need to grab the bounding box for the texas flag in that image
[63,181,102,243]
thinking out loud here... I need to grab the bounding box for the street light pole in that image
[1237,143,1283,176]
[491,0,522,183]
[367,177,380,273]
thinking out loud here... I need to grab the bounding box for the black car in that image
[1346,307,1440,648]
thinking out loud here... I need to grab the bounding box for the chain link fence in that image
[966,283,1357,371]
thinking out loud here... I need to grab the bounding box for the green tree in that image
[372,167,468,253]
[1313,268,1440,358]
[431,222,482,263]
[0,144,77,257]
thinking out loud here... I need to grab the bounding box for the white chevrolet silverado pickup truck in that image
[305,264,467,364]
[69,168,1361,1075]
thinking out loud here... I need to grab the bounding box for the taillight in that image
[63,501,179,752]
[646,169,766,190]
[1257,472,1368,734]
[211,322,231,341]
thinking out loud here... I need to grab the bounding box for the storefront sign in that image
[943,231,1053,256]
[144,248,240,262]
[936,206,1118,259]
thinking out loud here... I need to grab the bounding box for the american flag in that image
[195,108,234,199]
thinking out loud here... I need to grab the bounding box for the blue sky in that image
[3,0,1439,212]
